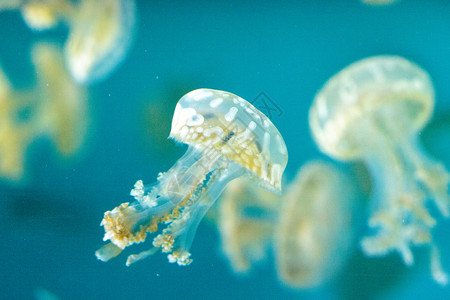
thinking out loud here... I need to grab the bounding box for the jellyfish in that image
[275,161,355,288]
[0,43,87,181]
[95,88,288,266]
[4,0,135,84]
[0,66,37,180]
[218,177,280,273]
[20,0,74,31]
[64,0,136,84]
[309,55,449,284]
[31,42,88,156]
[0,0,74,31]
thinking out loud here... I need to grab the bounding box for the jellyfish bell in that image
[275,161,355,288]
[309,55,449,284]
[96,88,288,266]
[170,89,288,193]
[309,55,433,161]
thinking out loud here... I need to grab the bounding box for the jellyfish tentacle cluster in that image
[309,55,450,284]
[0,42,86,181]
[218,177,281,273]
[96,88,288,266]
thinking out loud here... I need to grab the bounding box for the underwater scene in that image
[1,0,450,299]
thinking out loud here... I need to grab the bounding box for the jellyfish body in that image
[218,177,280,273]
[0,43,87,181]
[309,55,449,284]
[4,0,135,84]
[64,0,136,84]
[275,161,355,288]
[96,89,288,266]
[32,43,88,156]
[0,67,36,180]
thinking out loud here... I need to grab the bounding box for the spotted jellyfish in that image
[95,88,288,266]
[309,55,449,285]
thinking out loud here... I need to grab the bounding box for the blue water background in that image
[0,0,450,299]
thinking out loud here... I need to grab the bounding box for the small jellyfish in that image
[5,0,135,84]
[309,55,449,284]
[31,42,88,156]
[275,161,355,288]
[95,89,288,266]
[64,0,136,84]
[218,177,280,273]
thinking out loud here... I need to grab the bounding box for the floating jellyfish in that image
[95,88,288,266]
[309,55,449,284]
[0,0,73,31]
[218,177,280,273]
[0,66,37,180]
[20,0,73,31]
[4,0,135,84]
[275,161,355,288]
[31,42,88,156]
[64,0,136,84]
[0,43,87,181]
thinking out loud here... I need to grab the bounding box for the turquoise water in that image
[1,1,449,299]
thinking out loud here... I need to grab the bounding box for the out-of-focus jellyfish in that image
[0,42,87,181]
[275,161,355,288]
[4,0,135,84]
[95,88,288,266]
[0,0,72,30]
[65,0,136,84]
[31,42,88,156]
[0,67,37,180]
[309,55,449,284]
[218,177,280,273]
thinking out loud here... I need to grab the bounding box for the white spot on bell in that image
[210,98,223,108]
[225,107,238,122]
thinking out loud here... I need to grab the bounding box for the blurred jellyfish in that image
[21,0,74,31]
[0,42,87,181]
[64,0,136,84]
[275,161,355,288]
[95,89,288,266]
[0,0,73,30]
[0,66,37,180]
[31,42,88,156]
[4,0,136,84]
[309,55,449,284]
[218,177,280,273]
